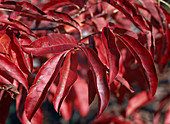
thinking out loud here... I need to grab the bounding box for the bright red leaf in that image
[22,33,78,56]
[0,54,28,90]
[126,91,154,116]
[25,52,65,121]
[53,51,78,112]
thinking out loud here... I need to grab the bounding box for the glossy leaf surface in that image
[81,47,110,118]
[53,51,78,112]
[23,33,78,55]
[25,52,65,121]
[101,27,120,83]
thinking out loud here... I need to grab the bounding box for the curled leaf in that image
[81,47,110,118]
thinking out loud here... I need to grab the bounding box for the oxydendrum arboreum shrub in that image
[0,0,169,124]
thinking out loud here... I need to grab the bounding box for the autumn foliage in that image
[0,0,169,124]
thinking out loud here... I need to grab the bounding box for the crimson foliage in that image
[0,0,169,123]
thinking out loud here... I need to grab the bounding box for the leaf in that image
[115,75,134,93]
[42,0,79,11]
[0,54,28,90]
[0,82,19,99]
[101,27,120,84]
[116,34,158,96]
[93,36,108,66]
[47,11,82,37]
[165,105,170,124]
[16,86,43,124]
[0,34,11,55]
[22,33,78,56]
[126,91,153,116]
[88,69,97,105]
[25,52,65,121]
[73,76,89,116]
[81,47,110,118]
[11,33,31,74]
[0,92,13,124]
[154,94,170,124]
[53,51,78,112]
[0,18,37,38]
[108,22,138,39]
[94,111,132,124]
[1,1,46,15]
[60,99,72,120]
[105,0,149,32]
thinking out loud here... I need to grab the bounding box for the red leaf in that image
[0,82,19,98]
[53,51,78,112]
[101,27,120,84]
[88,69,97,105]
[165,105,170,124]
[74,76,89,116]
[25,52,65,121]
[11,34,31,74]
[93,36,108,66]
[0,18,37,38]
[47,11,82,37]
[115,74,134,93]
[42,0,79,11]
[81,47,110,118]
[22,33,78,56]
[154,94,170,124]
[0,34,11,55]
[126,91,153,116]
[16,86,43,124]
[60,99,72,120]
[0,92,13,124]
[0,54,28,90]
[116,34,158,96]
[105,0,149,32]
[2,1,46,15]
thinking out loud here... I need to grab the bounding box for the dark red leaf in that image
[126,91,153,116]
[88,69,97,105]
[81,47,110,118]
[93,36,108,66]
[101,27,120,84]
[116,34,158,96]
[0,54,28,90]
[0,92,13,124]
[25,52,65,121]
[22,33,78,56]
[16,86,43,124]
[108,22,138,39]
[53,51,78,112]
